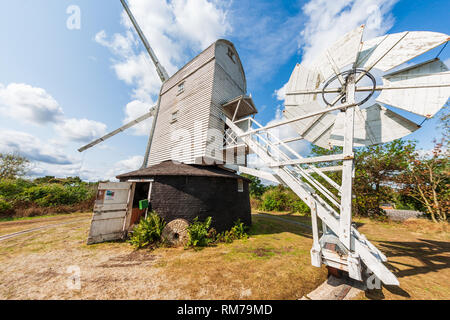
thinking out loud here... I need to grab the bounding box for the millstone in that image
[161,219,189,247]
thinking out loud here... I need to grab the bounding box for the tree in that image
[0,153,30,180]
[353,140,416,216]
[311,140,416,216]
[240,173,267,199]
[396,142,449,223]
[439,103,449,147]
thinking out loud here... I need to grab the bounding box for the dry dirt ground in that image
[0,212,448,300]
[257,212,450,300]
[0,212,327,300]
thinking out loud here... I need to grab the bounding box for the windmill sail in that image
[330,104,420,147]
[356,31,449,72]
[283,101,336,149]
[314,25,365,81]
[285,64,322,105]
[284,27,449,148]
[78,110,155,152]
[120,0,169,82]
[376,58,450,118]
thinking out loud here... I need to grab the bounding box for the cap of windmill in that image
[284,25,450,149]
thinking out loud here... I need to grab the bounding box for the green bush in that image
[0,179,34,201]
[186,217,212,247]
[19,184,93,207]
[260,186,310,214]
[128,212,166,249]
[0,198,12,214]
[217,219,249,243]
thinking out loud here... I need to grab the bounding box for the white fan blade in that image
[283,101,336,149]
[330,104,420,147]
[376,58,450,118]
[314,25,365,81]
[285,63,323,105]
[356,31,449,72]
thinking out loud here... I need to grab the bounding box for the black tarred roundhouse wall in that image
[117,161,252,232]
[150,176,250,232]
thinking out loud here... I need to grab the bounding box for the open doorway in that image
[129,181,152,229]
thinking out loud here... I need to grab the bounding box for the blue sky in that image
[0,0,448,181]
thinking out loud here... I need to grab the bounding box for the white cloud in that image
[106,155,144,181]
[54,118,108,143]
[300,0,397,66]
[0,130,74,165]
[265,106,309,157]
[96,0,231,124]
[0,83,64,125]
[274,82,288,101]
[28,162,91,180]
[123,100,154,136]
[275,0,398,99]
[171,0,232,49]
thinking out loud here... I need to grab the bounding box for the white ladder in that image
[224,115,399,286]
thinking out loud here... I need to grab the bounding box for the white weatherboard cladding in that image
[214,42,246,92]
[356,31,449,72]
[377,59,450,118]
[149,59,215,165]
[206,44,246,161]
[283,101,336,149]
[330,104,420,147]
[148,40,248,166]
[314,25,365,81]
[161,43,215,95]
[285,64,322,105]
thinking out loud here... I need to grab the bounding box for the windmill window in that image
[177,82,185,94]
[227,47,236,63]
[171,111,178,123]
[237,179,244,192]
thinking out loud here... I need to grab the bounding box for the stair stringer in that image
[225,117,399,286]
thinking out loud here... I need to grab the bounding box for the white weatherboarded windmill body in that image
[80,1,450,287]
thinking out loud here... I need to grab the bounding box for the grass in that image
[352,217,449,300]
[0,212,327,300]
[0,211,448,300]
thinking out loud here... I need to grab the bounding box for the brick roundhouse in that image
[117,161,251,232]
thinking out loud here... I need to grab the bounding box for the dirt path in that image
[0,213,327,300]
[0,219,89,242]
[0,212,92,237]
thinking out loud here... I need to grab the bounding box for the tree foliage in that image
[311,140,418,217]
[260,185,310,214]
[241,173,267,199]
[395,142,449,222]
[0,153,30,180]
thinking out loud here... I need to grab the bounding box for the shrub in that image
[260,186,310,214]
[217,219,249,243]
[186,217,212,247]
[0,179,34,201]
[128,212,166,249]
[19,184,93,207]
[0,198,12,214]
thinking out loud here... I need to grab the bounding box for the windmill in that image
[81,1,449,287]
[82,0,256,245]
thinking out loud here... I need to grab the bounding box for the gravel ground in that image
[383,209,424,221]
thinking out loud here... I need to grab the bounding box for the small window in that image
[237,179,244,192]
[171,111,178,123]
[227,47,236,63]
[177,82,185,94]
